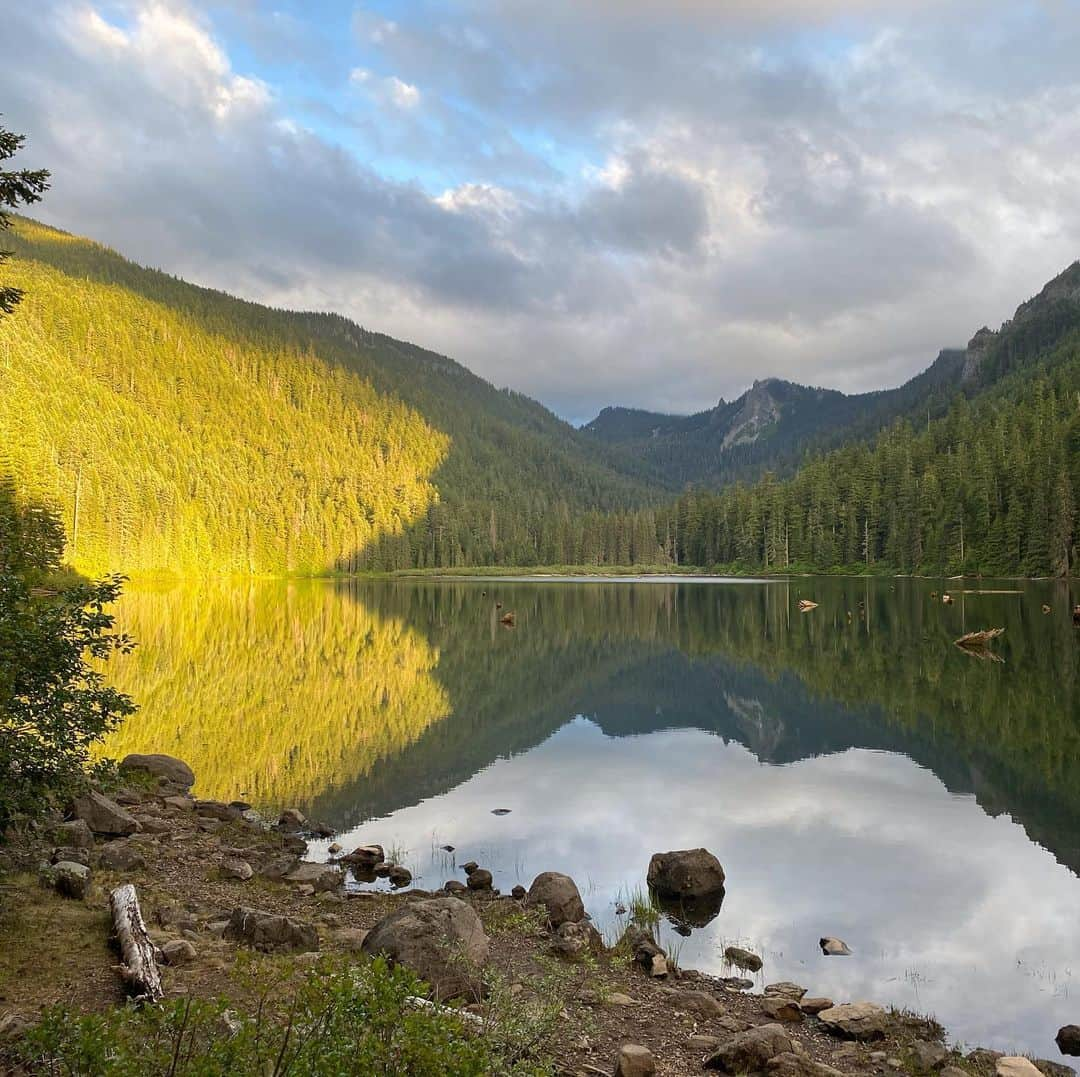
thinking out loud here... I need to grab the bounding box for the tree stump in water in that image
[109,883,163,1003]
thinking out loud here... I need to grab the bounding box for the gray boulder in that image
[704,1023,793,1072]
[615,1044,656,1077]
[526,871,585,926]
[52,860,91,899]
[549,920,603,961]
[277,808,306,832]
[387,865,412,888]
[225,906,319,952]
[817,1002,888,1041]
[220,858,253,881]
[361,896,488,1000]
[51,819,94,849]
[98,842,147,871]
[195,800,241,822]
[285,863,341,892]
[119,754,195,790]
[466,868,493,891]
[646,848,725,900]
[162,939,197,965]
[70,791,140,836]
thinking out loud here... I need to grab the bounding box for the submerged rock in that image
[724,945,763,972]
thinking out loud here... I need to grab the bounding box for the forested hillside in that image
[0,219,658,574]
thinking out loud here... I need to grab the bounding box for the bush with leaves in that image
[0,481,134,826]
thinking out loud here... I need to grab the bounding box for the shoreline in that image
[2,757,1075,1076]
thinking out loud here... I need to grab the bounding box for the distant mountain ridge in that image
[585,261,1080,489]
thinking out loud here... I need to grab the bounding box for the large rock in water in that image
[361,896,488,1000]
[817,1002,888,1041]
[118,754,195,790]
[1058,1026,1080,1056]
[224,906,319,952]
[646,848,725,900]
[704,1024,793,1072]
[527,872,585,926]
[70,791,140,836]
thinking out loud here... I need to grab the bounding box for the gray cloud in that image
[2,0,1079,423]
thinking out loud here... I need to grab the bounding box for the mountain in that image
[0,218,662,575]
[585,265,1080,490]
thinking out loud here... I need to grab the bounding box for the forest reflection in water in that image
[104,576,1080,1057]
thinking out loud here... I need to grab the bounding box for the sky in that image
[3,0,1080,423]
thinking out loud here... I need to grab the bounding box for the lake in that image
[102,576,1080,1060]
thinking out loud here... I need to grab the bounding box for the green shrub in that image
[10,957,554,1076]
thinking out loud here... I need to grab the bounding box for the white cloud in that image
[386,75,420,110]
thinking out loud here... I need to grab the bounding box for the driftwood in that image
[955,628,1005,648]
[109,883,163,1003]
[797,600,818,612]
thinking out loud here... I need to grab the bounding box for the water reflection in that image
[105,576,1080,1057]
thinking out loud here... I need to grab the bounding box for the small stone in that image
[444,879,467,893]
[690,1035,724,1053]
[295,951,322,966]
[605,992,636,1007]
[909,1040,948,1072]
[724,945,763,972]
[511,885,526,900]
[800,997,833,1015]
[51,819,95,849]
[162,939,197,966]
[225,906,319,952]
[162,795,194,812]
[550,920,603,961]
[764,982,807,1000]
[99,842,147,871]
[466,868,493,891]
[220,858,253,881]
[195,800,241,822]
[762,997,803,1023]
[667,988,724,1019]
[0,1012,33,1042]
[277,808,306,832]
[819,936,852,956]
[615,1044,656,1077]
[52,860,91,899]
[327,843,342,855]
[336,928,369,951]
[491,808,512,816]
[461,861,479,874]
[704,1023,793,1073]
[51,846,91,867]
[387,865,412,888]
[765,1053,844,1076]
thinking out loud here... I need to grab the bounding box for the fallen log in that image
[955,628,1005,648]
[109,883,164,1003]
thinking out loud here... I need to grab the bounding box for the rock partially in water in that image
[819,936,852,956]
[360,896,488,1000]
[817,1002,887,1042]
[276,808,306,832]
[704,1023,793,1072]
[527,871,584,926]
[387,865,412,888]
[1058,1026,1080,1056]
[195,800,241,822]
[621,924,668,978]
[647,848,725,901]
[466,868,493,892]
[119,753,195,790]
[724,945,763,972]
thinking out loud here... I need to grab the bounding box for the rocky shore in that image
[1,754,1076,1077]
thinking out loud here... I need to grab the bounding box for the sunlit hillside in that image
[0,220,447,575]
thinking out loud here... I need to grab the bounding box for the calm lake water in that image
[104,576,1080,1059]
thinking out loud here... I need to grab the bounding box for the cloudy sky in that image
[4,0,1079,422]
